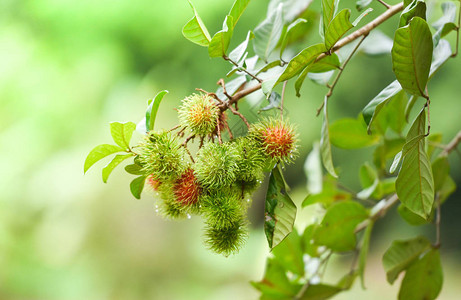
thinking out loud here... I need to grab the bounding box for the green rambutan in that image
[194,142,240,190]
[234,136,266,183]
[178,93,220,136]
[138,131,187,182]
[201,191,244,229]
[203,217,248,256]
[249,117,298,164]
[173,168,201,207]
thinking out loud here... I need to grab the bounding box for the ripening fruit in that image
[173,168,201,206]
[147,174,161,191]
[195,142,240,190]
[178,93,220,136]
[138,131,186,182]
[204,217,248,256]
[249,118,298,164]
[201,191,244,229]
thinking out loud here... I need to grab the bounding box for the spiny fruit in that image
[201,192,244,229]
[250,118,298,164]
[178,93,220,136]
[173,168,201,206]
[204,217,248,256]
[138,131,187,182]
[234,136,266,183]
[194,142,240,190]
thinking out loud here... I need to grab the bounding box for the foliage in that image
[84,0,461,298]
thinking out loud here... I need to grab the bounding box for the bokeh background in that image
[1,0,460,299]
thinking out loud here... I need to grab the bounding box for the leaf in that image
[430,39,452,77]
[360,30,393,56]
[208,15,234,58]
[146,90,169,132]
[308,71,334,86]
[300,284,342,299]
[382,236,431,284]
[268,0,313,24]
[84,144,124,173]
[398,249,443,300]
[427,132,443,159]
[357,162,379,200]
[253,3,284,61]
[324,9,353,50]
[321,0,339,31]
[229,0,251,28]
[362,80,402,132]
[182,0,211,47]
[301,225,320,257]
[390,151,402,174]
[399,0,426,28]
[398,204,430,226]
[359,222,373,289]
[432,156,449,191]
[302,177,351,207]
[304,142,323,194]
[260,91,281,111]
[391,17,433,97]
[102,154,132,183]
[280,18,308,58]
[314,201,368,252]
[130,176,146,199]
[228,30,254,62]
[295,54,340,96]
[438,175,456,204]
[396,109,435,219]
[125,163,144,175]
[272,229,305,276]
[330,118,380,149]
[432,2,458,46]
[110,121,137,150]
[320,98,337,178]
[356,0,372,11]
[264,165,297,249]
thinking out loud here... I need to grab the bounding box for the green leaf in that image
[398,204,431,226]
[304,142,323,194]
[438,175,456,204]
[432,156,449,191]
[382,236,431,284]
[301,225,320,257]
[110,121,136,149]
[432,2,458,46]
[430,39,452,77]
[277,44,327,84]
[260,91,281,111]
[280,18,308,58]
[268,0,312,24]
[427,132,443,159]
[398,249,443,300]
[322,0,339,32]
[208,15,234,58]
[320,99,337,178]
[314,201,368,252]
[295,54,340,97]
[399,0,426,28]
[146,90,169,132]
[391,17,433,97]
[300,284,342,299]
[102,154,132,183]
[182,0,211,47]
[229,0,251,28]
[359,222,373,289]
[228,30,254,62]
[396,109,434,219]
[256,60,283,75]
[130,176,146,199]
[357,162,379,200]
[324,9,353,50]
[84,144,124,173]
[302,177,351,207]
[356,0,372,12]
[308,71,334,86]
[253,3,284,61]
[264,165,297,249]
[360,30,393,56]
[125,163,144,175]
[330,118,380,149]
[272,229,305,276]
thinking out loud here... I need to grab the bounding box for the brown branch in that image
[228,104,250,129]
[217,79,232,100]
[441,130,461,156]
[216,117,223,144]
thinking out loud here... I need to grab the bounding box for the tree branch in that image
[441,130,461,156]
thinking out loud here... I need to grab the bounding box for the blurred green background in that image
[0,0,460,299]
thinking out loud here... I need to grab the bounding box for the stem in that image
[223,55,262,83]
[376,0,391,9]
[280,81,287,120]
[424,96,431,136]
[441,130,461,156]
[316,35,368,116]
[216,117,223,144]
[434,196,441,248]
[452,3,460,58]
[355,194,399,233]
[227,103,250,129]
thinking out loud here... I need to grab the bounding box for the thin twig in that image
[168,124,182,132]
[316,35,368,116]
[376,0,391,9]
[228,104,251,129]
[216,117,223,144]
[280,81,287,120]
[441,130,461,156]
[182,134,195,146]
[452,3,461,58]
[224,121,234,139]
[217,79,232,100]
[196,88,224,104]
[355,194,399,233]
[434,196,441,248]
[424,97,431,136]
[223,55,263,83]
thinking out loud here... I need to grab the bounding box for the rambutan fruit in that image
[201,191,244,229]
[138,131,186,182]
[249,118,298,164]
[173,168,201,207]
[194,142,240,190]
[234,136,266,184]
[147,174,161,191]
[203,217,248,256]
[178,93,220,136]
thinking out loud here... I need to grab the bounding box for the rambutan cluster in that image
[134,97,298,256]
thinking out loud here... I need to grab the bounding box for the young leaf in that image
[102,154,132,183]
[253,3,284,61]
[314,201,368,252]
[110,121,137,150]
[264,165,297,249]
[324,9,353,50]
[391,17,433,97]
[208,16,234,58]
[146,90,169,132]
[182,0,211,47]
[382,236,431,284]
[399,0,426,28]
[276,43,327,84]
[84,144,124,173]
[322,0,339,31]
[229,0,251,28]
[228,30,254,62]
[359,222,374,289]
[130,175,146,199]
[320,99,338,178]
[398,249,443,300]
[396,110,435,219]
[304,142,323,194]
[329,118,380,149]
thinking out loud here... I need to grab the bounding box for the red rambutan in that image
[173,168,201,206]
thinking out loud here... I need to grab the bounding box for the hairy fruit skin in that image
[201,192,244,229]
[178,93,220,136]
[250,118,298,164]
[194,142,240,190]
[204,217,248,256]
[234,136,266,183]
[173,168,201,206]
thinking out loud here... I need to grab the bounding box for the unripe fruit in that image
[234,136,266,183]
[173,168,201,206]
[178,93,220,136]
[204,217,248,256]
[195,142,240,190]
[250,118,298,164]
[201,192,243,229]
